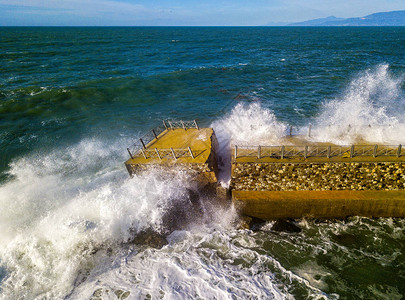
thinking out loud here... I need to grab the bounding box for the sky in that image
[1,0,405,26]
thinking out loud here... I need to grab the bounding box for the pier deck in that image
[125,122,219,183]
[125,128,213,165]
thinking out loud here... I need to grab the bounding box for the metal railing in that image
[127,119,199,160]
[135,147,196,160]
[163,120,199,131]
[234,144,404,159]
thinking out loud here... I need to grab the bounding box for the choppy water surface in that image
[1,27,405,299]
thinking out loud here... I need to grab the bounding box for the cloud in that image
[1,0,405,26]
[0,0,157,25]
[0,0,146,16]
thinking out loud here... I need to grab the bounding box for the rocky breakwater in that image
[231,162,405,191]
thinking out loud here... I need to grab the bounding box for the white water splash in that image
[213,102,286,147]
[0,139,198,299]
[310,64,405,144]
[212,102,287,186]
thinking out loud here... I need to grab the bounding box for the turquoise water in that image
[1,27,405,299]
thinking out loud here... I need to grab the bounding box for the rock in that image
[131,228,168,249]
[271,219,301,233]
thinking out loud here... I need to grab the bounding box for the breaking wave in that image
[212,102,287,186]
[0,139,211,299]
[310,64,405,144]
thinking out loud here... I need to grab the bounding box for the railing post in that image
[281,145,285,159]
[194,119,199,130]
[155,148,162,160]
[304,145,308,159]
[181,120,186,130]
[169,121,173,130]
[258,145,261,159]
[289,126,292,137]
[373,145,378,158]
[163,120,168,130]
[350,145,354,158]
[127,148,134,159]
[188,146,195,159]
[170,147,177,160]
[235,145,238,159]
[397,144,402,158]
[140,138,146,149]
[308,125,312,137]
[327,145,331,158]
[140,148,147,159]
[152,129,158,139]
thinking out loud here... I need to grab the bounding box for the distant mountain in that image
[289,16,345,26]
[289,10,405,26]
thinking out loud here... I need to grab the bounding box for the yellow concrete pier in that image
[231,142,405,219]
[126,128,214,165]
[125,124,405,219]
[125,122,219,184]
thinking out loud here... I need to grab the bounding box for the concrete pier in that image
[231,143,405,219]
[125,121,219,185]
[125,124,405,219]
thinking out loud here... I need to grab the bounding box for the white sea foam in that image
[309,64,405,144]
[69,230,286,300]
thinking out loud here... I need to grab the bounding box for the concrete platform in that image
[126,128,214,165]
[125,127,219,184]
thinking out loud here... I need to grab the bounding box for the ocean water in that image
[1,26,405,299]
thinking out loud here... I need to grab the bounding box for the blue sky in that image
[1,0,405,26]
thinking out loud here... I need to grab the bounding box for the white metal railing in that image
[234,144,404,160]
[164,120,199,131]
[127,120,199,160]
[133,147,196,160]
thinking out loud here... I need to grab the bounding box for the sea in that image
[1,26,405,299]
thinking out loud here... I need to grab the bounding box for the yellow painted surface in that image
[232,190,405,219]
[125,128,214,165]
[234,155,405,164]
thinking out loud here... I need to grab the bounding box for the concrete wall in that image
[232,190,405,219]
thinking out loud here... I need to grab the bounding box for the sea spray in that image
[0,139,202,299]
[212,102,287,186]
[309,64,405,144]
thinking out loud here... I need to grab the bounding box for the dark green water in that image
[0,27,404,299]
